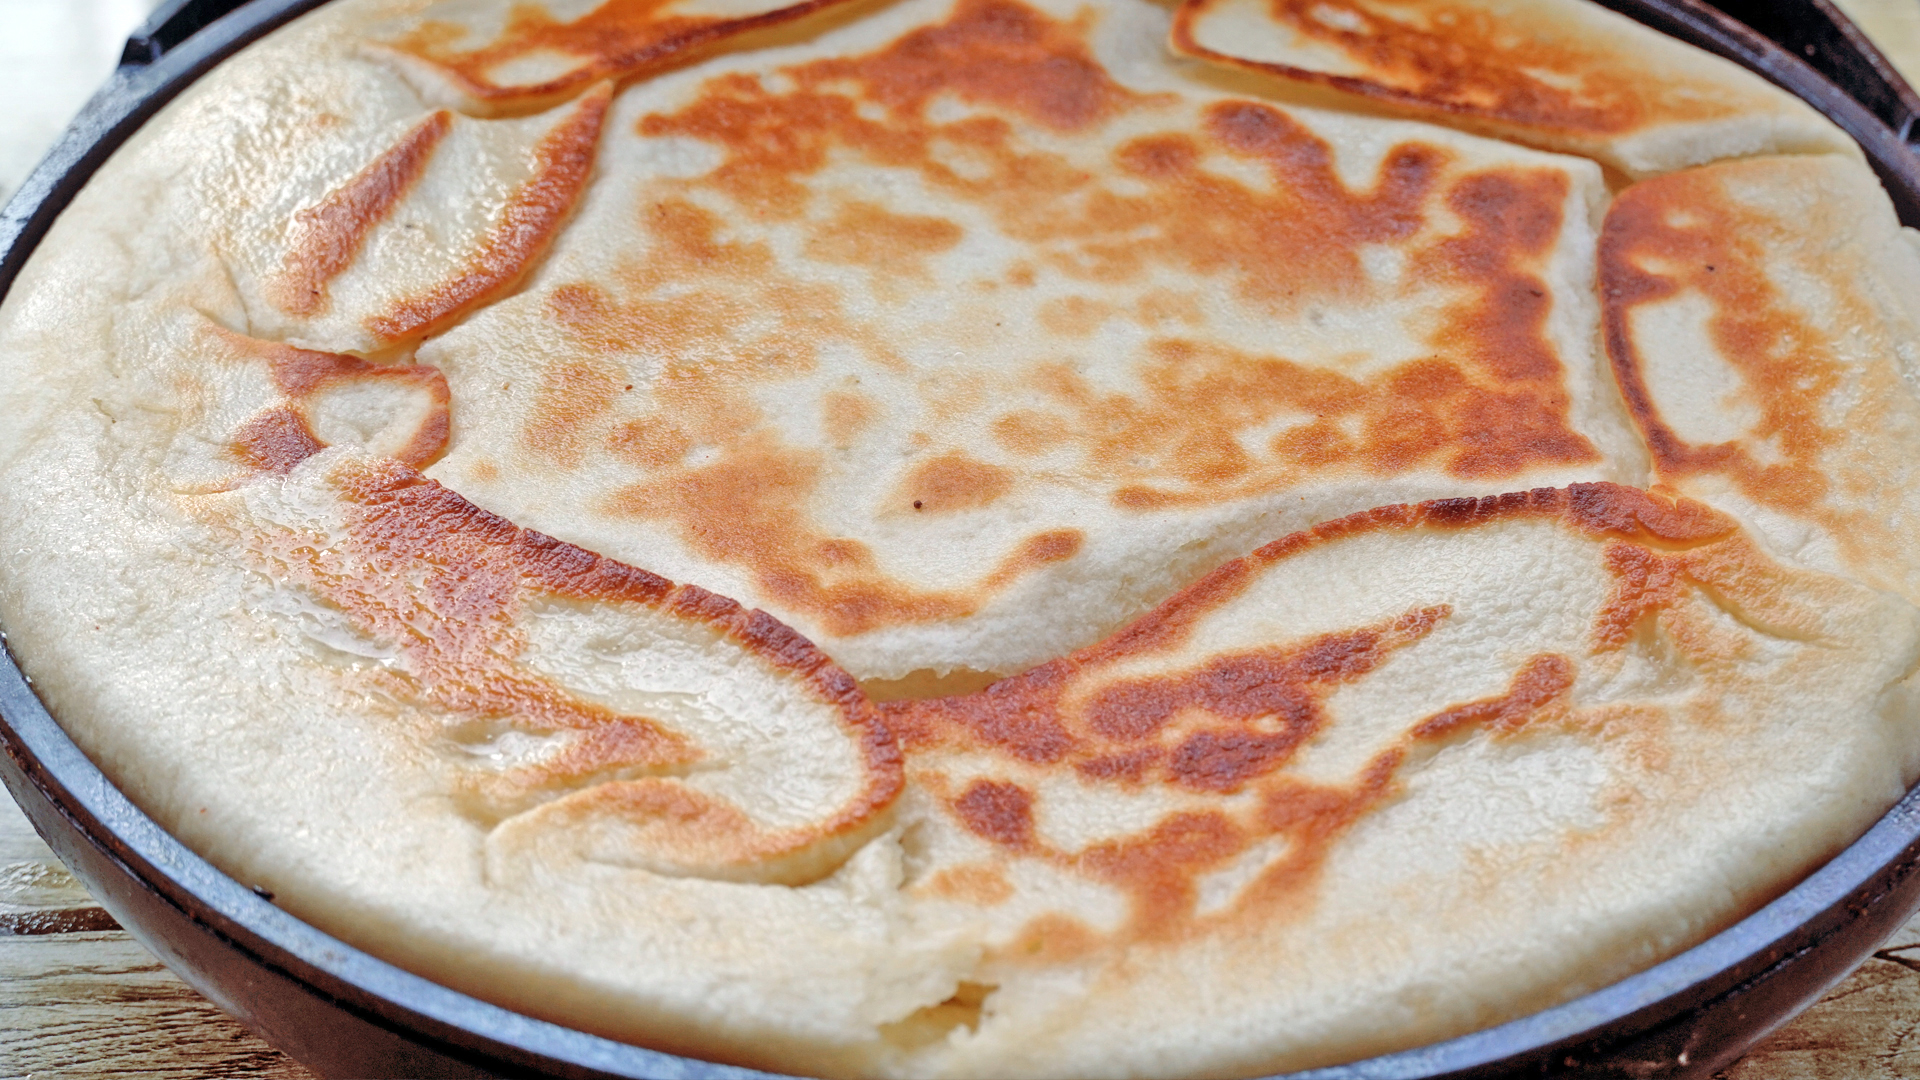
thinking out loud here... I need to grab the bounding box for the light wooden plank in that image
[0,785,93,914]
[1716,951,1920,1078]
[0,931,313,1079]
[0,794,313,1078]
[0,786,119,939]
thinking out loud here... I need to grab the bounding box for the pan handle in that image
[120,0,261,67]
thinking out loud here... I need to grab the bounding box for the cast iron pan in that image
[3,0,1919,1076]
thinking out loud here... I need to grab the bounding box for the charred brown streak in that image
[270,111,453,317]
[366,85,614,344]
[389,0,867,109]
[226,335,452,476]
[890,605,1447,935]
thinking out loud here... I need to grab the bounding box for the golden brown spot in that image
[547,200,832,374]
[367,83,612,343]
[1074,746,1162,783]
[526,358,623,468]
[985,529,1084,588]
[1591,544,1690,650]
[804,0,1144,133]
[902,452,1014,513]
[270,111,452,317]
[1585,531,1807,658]
[1037,295,1112,338]
[609,419,695,469]
[1034,363,1094,406]
[1409,653,1574,739]
[1409,170,1593,475]
[1137,288,1204,326]
[805,200,964,279]
[1001,912,1101,963]
[1237,749,1401,902]
[954,779,1036,849]
[1077,810,1245,934]
[921,863,1016,904]
[233,407,324,475]
[814,538,872,566]
[630,0,1155,223]
[1115,133,1199,178]
[823,389,877,448]
[609,438,1074,636]
[469,459,501,484]
[991,409,1070,455]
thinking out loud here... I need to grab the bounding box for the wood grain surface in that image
[0,794,313,1079]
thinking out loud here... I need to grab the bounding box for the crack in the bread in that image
[879,979,998,1049]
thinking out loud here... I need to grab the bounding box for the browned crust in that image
[1091,483,1730,663]
[1168,0,1741,144]
[220,439,900,864]
[365,83,613,344]
[268,111,454,317]
[224,334,453,473]
[362,457,895,780]
[1410,653,1573,738]
[1598,165,1846,523]
[214,315,898,839]
[387,0,872,110]
[891,482,1733,943]
[233,406,326,475]
[516,0,1598,638]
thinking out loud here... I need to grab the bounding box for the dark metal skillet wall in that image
[1,0,1919,1077]
[1702,0,1920,147]
[1598,0,1920,225]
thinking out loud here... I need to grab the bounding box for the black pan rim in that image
[1,0,1918,1076]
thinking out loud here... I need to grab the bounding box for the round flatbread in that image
[2,0,1919,1076]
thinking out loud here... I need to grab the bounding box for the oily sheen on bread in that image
[1,0,1919,1076]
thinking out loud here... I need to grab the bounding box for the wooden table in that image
[5,1,1920,1077]
[0,795,312,1078]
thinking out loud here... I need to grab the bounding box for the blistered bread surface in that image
[0,0,1917,1077]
